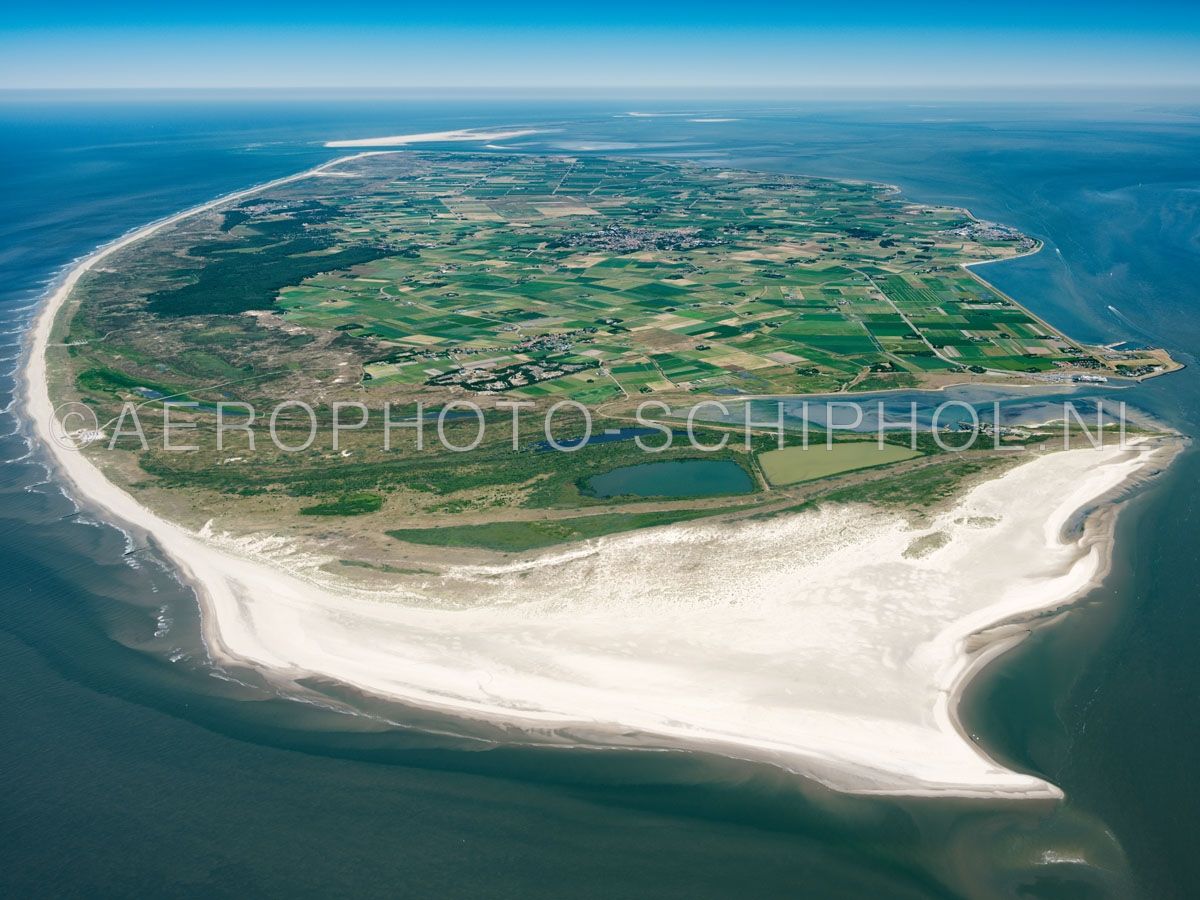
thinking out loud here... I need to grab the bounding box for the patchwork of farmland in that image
[254,153,1088,401]
[68,150,1136,427]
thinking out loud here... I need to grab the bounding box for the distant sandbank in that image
[326,128,539,148]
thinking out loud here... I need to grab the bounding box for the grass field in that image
[387,506,744,552]
[758,442,923,485]
[299,492,384,516]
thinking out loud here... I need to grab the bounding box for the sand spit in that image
[199,441,1161,799]
[24,155,1171,799]
[325,128,539,148]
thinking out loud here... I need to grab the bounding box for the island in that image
[29,150,1181,797]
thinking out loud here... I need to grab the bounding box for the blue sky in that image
[2,2,1198,91]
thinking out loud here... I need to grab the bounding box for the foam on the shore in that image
[24,155,1166,798]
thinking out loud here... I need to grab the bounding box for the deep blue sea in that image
[1,95,1198,899]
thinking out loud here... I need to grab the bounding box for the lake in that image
[582,459,754,498]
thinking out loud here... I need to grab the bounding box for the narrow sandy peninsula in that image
[326,127,540,147]
[24,154,1175,799]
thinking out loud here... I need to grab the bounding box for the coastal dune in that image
[194,442,1152,797]
[24,156,1167,799]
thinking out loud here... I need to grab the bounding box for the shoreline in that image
[325,128,541,147]
[22,153,1176,800]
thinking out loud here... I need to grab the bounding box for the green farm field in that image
[758,442,924,486]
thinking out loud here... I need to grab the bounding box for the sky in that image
[1,2,1198,92]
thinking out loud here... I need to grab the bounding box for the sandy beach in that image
[326,128,539,147]
[23,155,1173,799]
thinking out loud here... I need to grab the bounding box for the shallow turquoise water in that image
[1,96,1197,898]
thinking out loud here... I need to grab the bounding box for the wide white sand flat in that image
[190,442,1151,798]
[25,156,1168,799]
[325,128,539,148]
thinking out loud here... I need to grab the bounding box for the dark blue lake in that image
[583,458,753,498]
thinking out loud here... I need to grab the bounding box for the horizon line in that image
[3,84,1199,95]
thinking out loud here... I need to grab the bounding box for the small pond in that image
[582,459,754,499]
